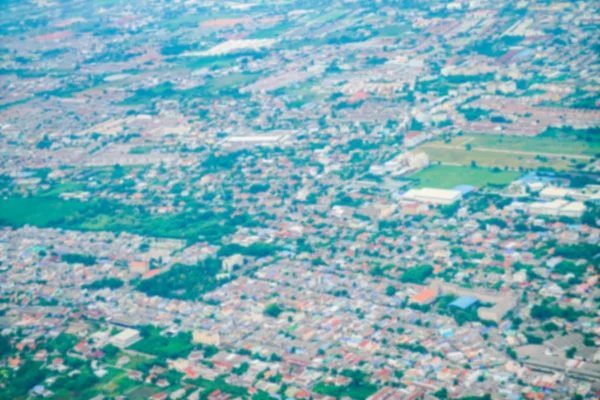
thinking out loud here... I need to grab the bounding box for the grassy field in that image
[419,146,579,171]
[456,134,600,156]
[408,165,521,189]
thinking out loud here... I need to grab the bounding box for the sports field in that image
[408,165,521,189]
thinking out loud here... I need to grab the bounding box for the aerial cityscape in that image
[0,0,599,399]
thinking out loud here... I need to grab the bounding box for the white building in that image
[109,328,141,348]
[529,200,569,216]
[540,186,576,200]
[403,188,462,205]
[528,200,585,217]
[560,202,586,218]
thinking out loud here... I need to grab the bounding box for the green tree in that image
[385,286,397,297]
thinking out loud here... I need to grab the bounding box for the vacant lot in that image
[408,165,521,189]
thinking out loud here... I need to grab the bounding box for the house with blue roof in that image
[452,185,476,196]
[449,295,479,310]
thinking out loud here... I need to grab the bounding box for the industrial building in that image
[403,188,462,205]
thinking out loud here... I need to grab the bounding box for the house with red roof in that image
[404,130,428,148]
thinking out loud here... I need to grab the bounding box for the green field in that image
[408,165,521,189]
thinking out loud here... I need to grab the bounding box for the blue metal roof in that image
[449,295,479,310]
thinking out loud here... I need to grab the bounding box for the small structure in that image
[410,289,438,305]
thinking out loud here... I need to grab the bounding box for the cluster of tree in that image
[264,303,283,318]
[136,258,225,300]
[385,285,397,297]
[458,107,490,122]
[51,363,99,394]
[131,326,194,359]
[540,126,600,142]
[61,253,97,266]
[531,304,589,322]
[248,183,270,194]
[479,217,508,229]
[202,151,247,171]
[553,261,587,277]
[400,265,433,284]
[0,334,11,357]
[397,342,427,354]
[82,277,124,290]
[439,202,460,218]
[467,194,512,214]
[0,174,12,189]
[554,243,600,265]
[37,197,251,245]
[0,360,49,398]
[524,333,544,344]
[217,242,278,258]
[312,369,377,400]
[36,135,53,149]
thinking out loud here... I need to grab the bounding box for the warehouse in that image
[403,188,462,205]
